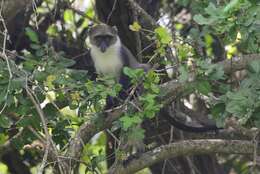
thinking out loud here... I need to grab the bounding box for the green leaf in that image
[223,0,240,13]
[149,83,160,94]
[17,115,41,129]
[0,115,11,128]
[211,103,225,119]
[0,90,7,104]
[47,25,59,36]
[196,81,212,95]
[123,67,144,83]
[36,49,45,57]
[45,75,56,89]
[128,127,145,141]
[63,10,74,24]
[86,8,94,18]
[120,115,142,131]
[154,27,172,44]
[56,57,76,68]
[25,27,39,43]
[205,3,219,15]
[129,22,141,32]
[10,78,26,90]
[30,44,42,50]
[0,133,7,145]
[210,66,225,80]
[226,90,248,101]
[23,59,38,71]
[226,101,245,116]
[193,14,214,25]
[178,66,189,82]
[34,70,48,82]
[248,60,260,74]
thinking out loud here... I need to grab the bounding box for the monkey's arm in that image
[120,45,150,70]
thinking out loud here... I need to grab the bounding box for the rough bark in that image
[109,140,256,174]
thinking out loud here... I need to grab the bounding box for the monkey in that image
[87,23,150,167]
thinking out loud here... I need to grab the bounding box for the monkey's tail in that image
[160,108,222,133]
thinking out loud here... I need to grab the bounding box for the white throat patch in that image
[89,38,123,78]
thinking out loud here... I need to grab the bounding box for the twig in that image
[32,0,39,29]
[136,41,156,56]
[129,1,142,61]
[106,129,120,143]
[68,6,99,23]
[0,12,12,114]
[106,0,117,24]
[26,88,51,173]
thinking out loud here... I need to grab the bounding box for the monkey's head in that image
[87,24,119,53]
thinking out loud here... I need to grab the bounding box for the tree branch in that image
[109,139,258,174]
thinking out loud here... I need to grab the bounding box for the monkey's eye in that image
[104,36,113,43]
[94,36,103,42]
[94,35,113,45]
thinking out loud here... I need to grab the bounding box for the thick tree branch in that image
[185,127,259,140]
[109,139,258,174]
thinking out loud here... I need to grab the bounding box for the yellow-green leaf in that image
[129,22,141,32]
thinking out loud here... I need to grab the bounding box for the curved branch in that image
[109,139,258,174]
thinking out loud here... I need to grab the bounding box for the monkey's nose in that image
[100,42,107,52]
[100,47,106,52]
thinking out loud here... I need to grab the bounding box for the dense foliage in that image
[1,0,260,173]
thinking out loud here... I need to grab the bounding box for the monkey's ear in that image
[112,26,118,34]
[87,23,95,35]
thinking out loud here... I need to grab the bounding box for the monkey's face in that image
[88,24,118,53]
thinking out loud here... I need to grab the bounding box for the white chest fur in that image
[90,39,123,78]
